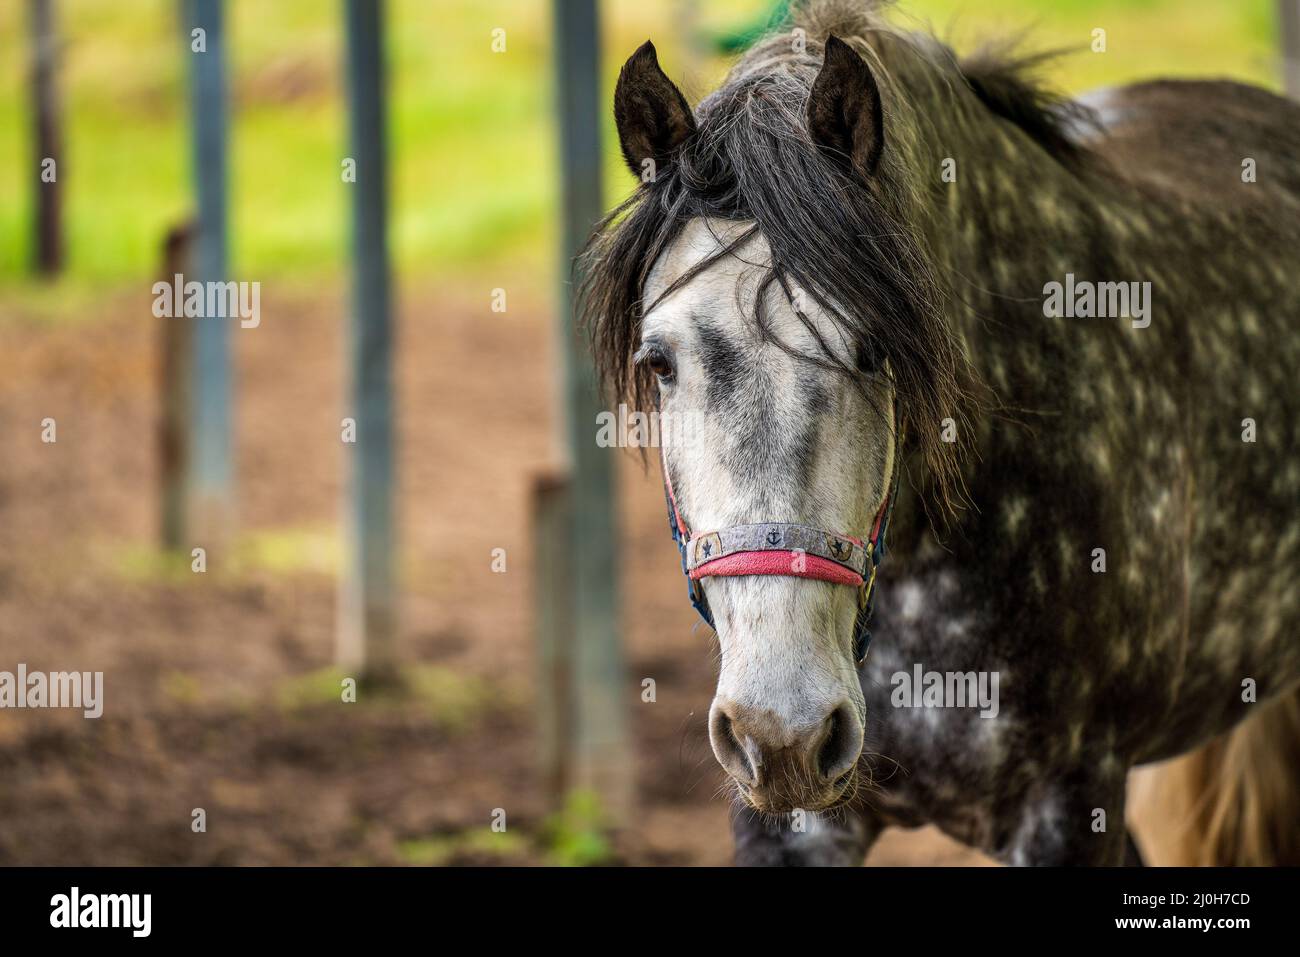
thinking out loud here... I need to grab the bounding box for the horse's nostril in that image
[816,702,863,783]
[815,711,840,779]
[708,700,760,787]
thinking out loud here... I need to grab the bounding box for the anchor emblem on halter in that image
[765,528,782,546]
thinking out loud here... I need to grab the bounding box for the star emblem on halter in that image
[693,532,723,566]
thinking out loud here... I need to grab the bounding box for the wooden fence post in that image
[159,222,196,550]
[1281,1,1300,97]
[533,474,574,805]
[28,0,63,276]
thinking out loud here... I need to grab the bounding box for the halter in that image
[661,412,902,666]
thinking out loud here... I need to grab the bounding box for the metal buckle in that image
[858,540,877,608]
[689,578,705,605]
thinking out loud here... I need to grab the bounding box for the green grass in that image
[396,828,529,866]
[0,0,1283,296]
[108,525,339,583]
[274,663,500,731]
[395,789,616,865]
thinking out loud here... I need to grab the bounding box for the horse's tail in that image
[1130,684,1300,865]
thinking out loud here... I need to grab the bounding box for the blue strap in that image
[666,484,714,628]
[852,447,901,663]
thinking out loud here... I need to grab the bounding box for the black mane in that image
[958,42,1099,168]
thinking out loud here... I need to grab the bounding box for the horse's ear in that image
[614,41,695,180]
[807,35,885,178]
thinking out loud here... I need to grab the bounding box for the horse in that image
[579,0,1300,866]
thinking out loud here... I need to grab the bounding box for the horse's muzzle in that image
[708,696,864,812]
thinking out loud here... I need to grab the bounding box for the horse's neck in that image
[903,88,1123,519]
[926,112,1104,337]
[907,86,1126,399]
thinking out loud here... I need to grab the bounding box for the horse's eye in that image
[641,346,676,382]
[856,341,882,374]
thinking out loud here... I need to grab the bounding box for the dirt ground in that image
[0,280,990,866]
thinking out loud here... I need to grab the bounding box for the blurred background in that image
[0,0,1290,865]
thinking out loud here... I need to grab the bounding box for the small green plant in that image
[398,828,527,866]
[540,790,616,867]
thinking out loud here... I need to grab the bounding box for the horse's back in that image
[1075,78,1300,758]
[1081,79,1300,206]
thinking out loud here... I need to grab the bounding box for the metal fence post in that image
[183,0,233,543]
[551,0,631,822]
[339,0,397,679]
